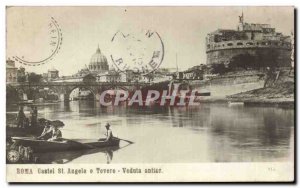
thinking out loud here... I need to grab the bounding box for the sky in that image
[6,6,294,76]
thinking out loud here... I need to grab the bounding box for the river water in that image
[7,101,294,164]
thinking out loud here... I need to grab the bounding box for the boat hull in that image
[12,137,120,153]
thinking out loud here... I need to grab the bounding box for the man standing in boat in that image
[30,106,38,127]
[16,106,26,128]
[103,123,113,141]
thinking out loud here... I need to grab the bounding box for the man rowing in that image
[99,123,113,141]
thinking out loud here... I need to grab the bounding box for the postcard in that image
[6,6,295,182]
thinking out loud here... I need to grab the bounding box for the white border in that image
[1,1,298,187]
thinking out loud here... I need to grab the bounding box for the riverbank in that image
[7,101,61,106]
[226,81,294,108]
[197,96,294,108]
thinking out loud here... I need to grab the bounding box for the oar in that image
[103,133,134,144]
[118,138,134,144]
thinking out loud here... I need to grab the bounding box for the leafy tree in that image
[211,63,227,75]
[17,75,27,83]
[27,73,42,83]
[229,53,257,70]
[144,73,155,82]
[229,50,281,71]
[256,49,279,68]
[6,86,20,103]
[26,72,42,100]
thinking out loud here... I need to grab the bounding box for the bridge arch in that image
[67,86,97,101]
[7,81,150,102]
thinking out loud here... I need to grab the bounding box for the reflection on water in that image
[7,101,294,163]
[34,146,120,164]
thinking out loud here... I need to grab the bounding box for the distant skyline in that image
[6,6,294,76]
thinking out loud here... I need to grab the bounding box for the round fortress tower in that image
[206,14,292,67]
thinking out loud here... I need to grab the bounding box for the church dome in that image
[88,46,109,72]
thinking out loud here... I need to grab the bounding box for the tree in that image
[6,86,20,103]
[144,73,155,82]
[27,73,42,83]
[256,49,279,68]
[17,75,26,83]
[229,53,257,70]
[211,63,227,75]
[27,72,42,100]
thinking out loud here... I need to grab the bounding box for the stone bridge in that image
[8,81,151,101]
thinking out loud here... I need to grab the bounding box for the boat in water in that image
[18,100,34,105]
[228,101,245,106]
[11,137,120,153]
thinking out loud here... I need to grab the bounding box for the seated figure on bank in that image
[48,124,62,141]
[37,121,62,141]
[37,121,52,140]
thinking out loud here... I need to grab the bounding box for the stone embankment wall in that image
[191,71,265,97]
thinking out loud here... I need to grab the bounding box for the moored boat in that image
[18,100,34,105]
[11,137,120,153]
[228,101,245,107]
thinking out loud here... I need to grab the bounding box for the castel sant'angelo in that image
[206,13,292,67]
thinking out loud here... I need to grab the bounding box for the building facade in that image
[206,14,292,67]
[6,58,27,83]
[6,59,18,83]
[96,71,128,83]
[47,68,59,80]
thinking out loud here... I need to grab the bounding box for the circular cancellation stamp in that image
[12,17,63,66]
[7,149,20,163]
[110,29,164,75]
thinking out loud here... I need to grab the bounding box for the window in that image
[237,42,243,45]
[246,42,253,45]
[227,43,233,46]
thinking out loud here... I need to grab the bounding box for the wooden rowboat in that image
[11,137,120,153]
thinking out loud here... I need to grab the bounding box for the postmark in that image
[12,17,63,66]
[7,149,20,163]
[110,29,164,75]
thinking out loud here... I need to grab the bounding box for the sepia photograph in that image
[5,6,295,182]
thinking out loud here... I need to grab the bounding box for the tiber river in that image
[7,101,294,164]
